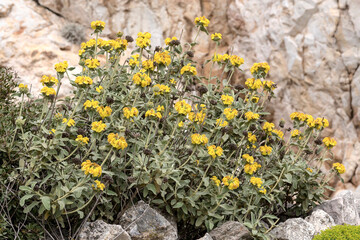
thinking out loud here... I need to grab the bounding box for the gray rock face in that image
[315,190,359,225]
[209,221,252,240]
[197,233,213,240]
[269,218,315,240]
[119,201,178,240]
[305,209,336,235]
[78,220,131,240]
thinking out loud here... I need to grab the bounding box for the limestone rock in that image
[269,218,315,240]
[0,0,13,18]
[197,233,213,240]
[305,209,336,235]
[209,221,252,240]
[78,220,131,240]
[119,201,178,240]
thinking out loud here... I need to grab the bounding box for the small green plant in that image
[313,225,360,240]
[1,16,345,240]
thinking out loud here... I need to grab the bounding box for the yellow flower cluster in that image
[123,107,139,119]
[96,86,103,93]
[180,63,197,75]
[245,96,259,103]
[211,176,221,186]
[136,32,151,48]
[76,135,89,145]
[63,118,75,127]
[248,132,257,143]
[129,54,140,67]
[306,168,313,173]
[54,61,68,73]
[85,59,100,69]
[97,106,112,119]
[242,154,254,164]
[212,53,230,63]
[272,129,284,139]
[211,33,222,41]
[221,95,234,105]
[142,59,154,71]
[194,16,210,27]
[229,55,244,67]
[222,176,239,190]
[19,83,28,90]
[165,36,178,45]
[245,111,259,121]
[250,62,270,75]
[223,108,238,120]
[291,129,302,138]
[175,100,192,115]
[263,80,276,91]
[323,137,337,149]
[333,162,345,174]
[244,162,262,175]
[250,177,263,188]
[216,118,228,127]
[207,145,223,158]
[157,105,165,112]
[290,112,329,129]
[259,145,272,156]
[84,99,100,110]
[108,133,128,150]
[92,180,105,191]
[153,84,170,95]
[170,78,177,84]
[99,39,128,51]
[81,160,102,177]
[191,133,208,145]
[145,109,162,119]
[75,76,93,86]
[245,78,262,90]
[133,70,151,87]
[41,86,56,96]
[40,75,58,86]
[91,120,106,133]
[188,111,206,124]
[263,122,275,133]
[154,51,171,66]
[91,20,105,31]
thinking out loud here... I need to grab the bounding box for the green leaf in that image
[195,216,205,227]
[40,196,51,211]
[19,186,33,192]
[173,202,184,209]
[24,201,39,213]
[147,184,157,195]
[20,194,34,206]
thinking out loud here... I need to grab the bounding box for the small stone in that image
[305,209,336,235]
[209,221,252,240]
[269,218,315,240]
[0,1,13,18]
[197,233,213,240]
[78,220,131,240]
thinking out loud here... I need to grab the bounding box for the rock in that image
[305,209,336,235]
[269,218,315,240]
[0,0,13,18]
[315,190,359,225]
[119,201,177,240]
[197,233,213,240]
[78,220,131,240]
[209,221,252,240]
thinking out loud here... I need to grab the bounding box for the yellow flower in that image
[250,62,270,75]
[244,162,261,175]
[81,160,102,177]
[229,55,244,67]
[223,108,238,120]
[250,177,263,188]
[123,107,139,119]
[194,16,210,27]
[91,120,107,133]
[154,51,171,66]
[76,135,89,145]
[165,36,178,45]
[191,133,208,145]
[133,70,152,87]
[333,162,345,174]
[85,59,100,69]
[75,76,93,86]
[290,112,307,122]
[142,59,155,71]
[245,78,262,90]
[145,109,162,119]
[291,129,301,138]
[263,122,275,133]
[211,33,222,41]
[136,32,151,48]
[207,145,223,158]
[248,132,257,144]
[79,49,85,56]
[19,83,28,90]
[322,118,329,128]
[156,105,165,112]
[153,84,170,95]
[221,95,234,105]
[96,86,103,93]
[40,86,56,96]
[40,75,58,86]
[92,180,105,191]
[178,121,184,128]
[129,58,139,67]
[222,176,239,190]
[108,133,128,150]
[306,168,313,173]
[259,145,272,156]
[323,137,337,149]
[259,187,267,194]
[170,78,177,84]
[211,176,221,186]
[188,111,206,124]
[213,54,223,62]
[242,154,254,164]
[50,129,56,134]
[91,20,105,31]
[54,61,68,73]
[245,111,259,121]
[263,80,276,91]
[216,118,228,127]
[175,100,192,115]
[62,118,75,127]
[84,99,100,110]
[180,63,197,75]
[272,129,284,139]
[97,106,112,119]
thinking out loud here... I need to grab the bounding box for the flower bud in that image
[153,85,160,93]
[223,86,232,93]
[118,126,126,132]
[143,148,152,156]
[15,117,25,127]
[116,31,123,38]
[186,51,194,58]
[106,97,114,105]
[146,101,154,108]
[314,139,322,145]
[125,35,134,42]
[279,119,285,128]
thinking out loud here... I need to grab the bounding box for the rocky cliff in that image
[1,0,359,193]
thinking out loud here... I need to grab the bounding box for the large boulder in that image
[269,218,315,240]
[78,220,131,240]
[119,201,178,240]
[209,221,252,240]
[305,209,336,235]
[197,233,213,240]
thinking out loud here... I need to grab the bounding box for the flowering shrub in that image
[0,17,344,239]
